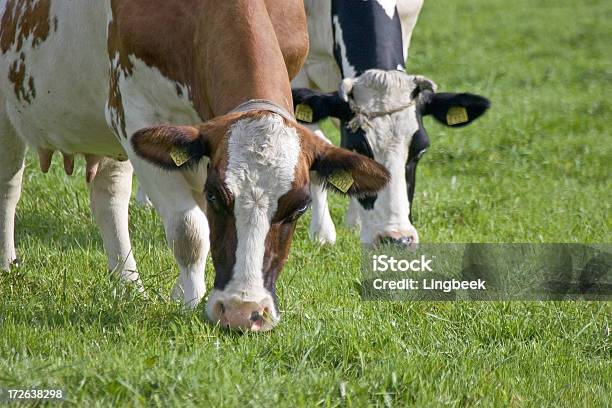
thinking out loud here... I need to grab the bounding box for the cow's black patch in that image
[358,195,377,210]
[406,129,430,221]
[332,0,405,75]
[341,126,373,159]
[405,108,430,220]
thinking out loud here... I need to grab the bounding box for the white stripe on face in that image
[222,114,301,301]
[359,107,417,244]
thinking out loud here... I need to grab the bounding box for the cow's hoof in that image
[112,279,147,299]
[171,281,183,302]
[309,215,337,245]
[11,258,21,268]
[2,258,20,271]
[309,228,336,245]
[109,270,147,299]
[171,282,204,310]
[133,279,147,297]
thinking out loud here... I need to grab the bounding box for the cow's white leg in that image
[130,160,209,308]
[88,158,144,291]
[307,128,336,244]
[166,208,209,307]
[292,70,337,244]
[0,109,25,271]
[309,170,336,245]
[345,197,361,229]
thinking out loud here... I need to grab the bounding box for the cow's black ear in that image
[421,93,491,127]
[292,88,353,123]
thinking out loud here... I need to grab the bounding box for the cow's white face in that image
[292,69,491,246]
[206,114,302,331]
[340,70,433,244]
[131,111,390,331]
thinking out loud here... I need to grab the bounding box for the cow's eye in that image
[206,190,217,204]
[296,202,310,215]
[285,202,310,223]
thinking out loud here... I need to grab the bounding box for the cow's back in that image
[0,1,123,158]
[297,0,423,91]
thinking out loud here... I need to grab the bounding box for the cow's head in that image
[292,69,490,246]
[131,111,389,331]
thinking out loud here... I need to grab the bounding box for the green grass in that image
[1,0,611,406]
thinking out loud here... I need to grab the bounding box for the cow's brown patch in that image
[1,0,51,104]
[7,52,35,103]
[107,65,127,138]
[171,213,205,266]
[263,0,309,79]
[106,6,133,139]
[295,124,390,196]
[0,0,51,54]
[131,124,205,168]
[106,3,133,76]
[107,1,308,119]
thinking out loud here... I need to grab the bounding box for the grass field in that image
[1,0,611,406]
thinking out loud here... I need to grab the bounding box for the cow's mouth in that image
[206,288,279,332]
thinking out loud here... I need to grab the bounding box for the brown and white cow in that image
[0,0,389,331]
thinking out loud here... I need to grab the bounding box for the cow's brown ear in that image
[311,144,389,196]
[131,125,210,169]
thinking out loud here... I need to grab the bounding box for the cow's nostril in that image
[250,311,262,322]
[379,236,413,247]
[217,302,225,315]
[396,236,414,246]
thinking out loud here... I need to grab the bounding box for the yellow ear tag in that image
[327,170,354,193]
[295,103,314,123]
[447,106,469,125]
[169,147,192,167]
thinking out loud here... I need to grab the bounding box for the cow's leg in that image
[88,158,144,291]
[309,170,336,244]
[130,161,209,308]
[345,197,361,229]
[166,208,209,307]
[337,123,363,230]
[0,110,25,271]
[308,127,336,244]
[292,70,337,244]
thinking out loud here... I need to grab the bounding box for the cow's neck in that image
[194,2,293,118]
[113,1,293,121]
[331,0,405,76]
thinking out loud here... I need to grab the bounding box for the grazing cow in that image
[292,0,490,246]
[0,0,389,331]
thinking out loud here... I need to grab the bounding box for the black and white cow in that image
[293,0,490,246]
